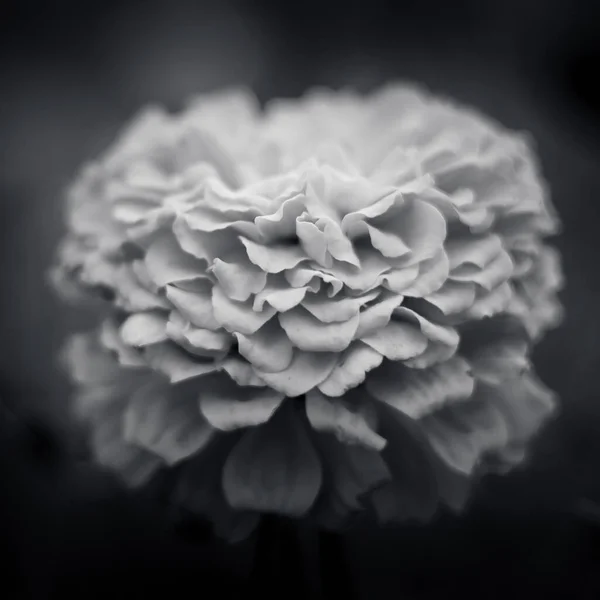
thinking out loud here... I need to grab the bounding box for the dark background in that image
[2,0,600,597]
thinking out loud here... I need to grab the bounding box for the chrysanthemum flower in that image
[52,84,563,539]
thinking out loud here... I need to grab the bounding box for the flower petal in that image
[199,379,284,431]
[145,232,206,288]
[222,402,322,515]
[255,350,338,397]
[367,357,474,419]
[166,282,220,330]
[355,293,405,338]
[302,289,380,323]
[419,394,510,475]
[212,285,276,335]
[120,312,168,347]
[124,380,214,465]
[239,236,307,273]
[100,319,147,367]
[235,318,294,373]
[306,390,386,450]
[210,258,267,302]
[143,342,221,383]
[360,320,428,360]
[279,306,359,352]
[318,342,384,397]
[166,311,233,357]
[314,437,391,527]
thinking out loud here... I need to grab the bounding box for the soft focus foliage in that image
[52,84,563,538]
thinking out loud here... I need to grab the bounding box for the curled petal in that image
[421,281,476,315]
[222,356,266,387]
[395,307,460,368]
[239,236,307,273]
[166,282,220,330]
[255,350,338,397]
[210,258,267,302]
[446,235,503,270]
[212,285,276,335]
[255,193,307,241]
[306,390,386,451]
[318,342,384,397]
[100,319,146,367]
[302,289,379,323]
[355,293,405,338]
[361,320,428,360]
[279,307,359,352]
[464,281,512,320]
[253,279,309,312]
[166,311,232,357]
[401,251,450,297]
[235,319,294,373]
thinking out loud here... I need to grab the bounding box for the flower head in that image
[53,84,562,538]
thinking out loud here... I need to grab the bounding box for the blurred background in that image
[1,0,600,597]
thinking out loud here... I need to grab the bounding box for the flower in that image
[53,84,563,538]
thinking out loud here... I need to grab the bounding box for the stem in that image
[249,515,358,600]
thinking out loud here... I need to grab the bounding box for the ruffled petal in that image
[166,311,233,357]
[367,357,474,419]
[302,289,379,323]
[145,232,206,288]
[318,342,383,396]
[199,378,284,430]
[306,390,386,450]
[355,293,405,338]
[166,281,220,330]
[210,257,267,302]
[360,320,428,360]
[212,285,276,335]
[239,236,307,273]
[255,350,338,397]
[234,318,294,373]
[419,394,510,475]
[279,306,359,352]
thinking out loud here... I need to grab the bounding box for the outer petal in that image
[120,312,168,347]
[199,378,284,430]
[124,381,215,465]
[143,342,221,383]
[222,402,323,516]
[305,390,386,451]
[367,357,474,419]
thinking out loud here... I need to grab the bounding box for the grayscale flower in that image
[52,84,563,538]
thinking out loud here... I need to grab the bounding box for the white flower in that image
[53,84,563,538]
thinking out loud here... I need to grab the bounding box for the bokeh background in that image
[2,0,600,597]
